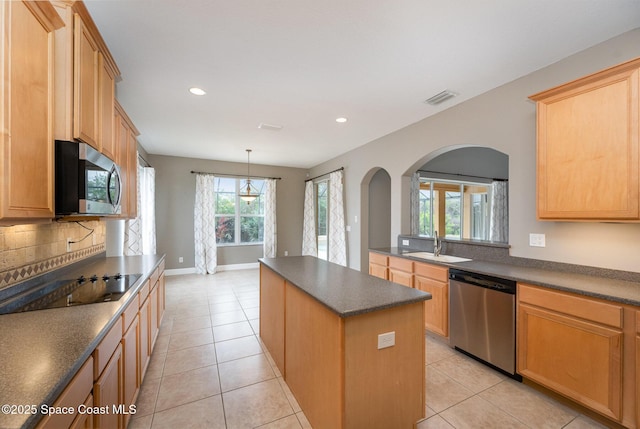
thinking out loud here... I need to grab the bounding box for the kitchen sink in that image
[405,252,472,263]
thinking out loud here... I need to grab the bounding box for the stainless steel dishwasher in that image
[449,269,520,379]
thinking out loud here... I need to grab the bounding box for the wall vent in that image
[424,90,457,106]
[258,123,283,131]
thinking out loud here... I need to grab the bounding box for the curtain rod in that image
[190,170,281,180]
[305,166,344,182]
[417,169,508,182]
[138,154,151,168]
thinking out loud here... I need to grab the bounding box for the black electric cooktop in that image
[0,273,141,314]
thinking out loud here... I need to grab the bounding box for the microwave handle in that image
[107,165,122,209]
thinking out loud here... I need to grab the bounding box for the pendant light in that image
[240,149,259,204]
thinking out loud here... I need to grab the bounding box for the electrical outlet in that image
[284,250,288,256]
[529,233,546,247]
[66,238,73,253]
[377,331,395,349]
[178,257,184,263]
[402,239,410,246]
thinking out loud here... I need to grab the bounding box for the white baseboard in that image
[165,262,259,276]
[217,262,260,271]
[165,267,197,276]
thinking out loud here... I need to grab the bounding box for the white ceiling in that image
[85,0,640,169]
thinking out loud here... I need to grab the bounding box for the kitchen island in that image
[259,256,432,429]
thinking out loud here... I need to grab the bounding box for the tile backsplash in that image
[0,221,106,290]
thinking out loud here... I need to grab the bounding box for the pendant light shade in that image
[240,149,260,204]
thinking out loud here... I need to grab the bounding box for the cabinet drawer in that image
[158,259,166,274]
[389,256,413,273]
[369,252,388,267]
[37,357,93,429]
[93,318,123,379]
[121,296,139,333]
[413,262,448,282]
[518,283,623,328]
[636,310,640,334]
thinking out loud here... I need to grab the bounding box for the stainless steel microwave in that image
[55,140,122,216]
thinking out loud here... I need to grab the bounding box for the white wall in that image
[309,28,640,273]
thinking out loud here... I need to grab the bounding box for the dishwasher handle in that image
[449,269,516,294]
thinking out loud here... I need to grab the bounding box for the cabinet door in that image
[94,343,123,429]
[149,285,159,351]
[158,272,166,327]
[636,310,640,428]
[98,53,116,160]
[414,275,448,337]
[138,296,150,382]
[122,315,139,427]
[70,394,93,429]
[73,13,99,149]
[126,130,138,218]
[1,1,59,221]
[518,303,623,420]
[368,263,388,280]
[533,63,639,220]
[388,269,412,288]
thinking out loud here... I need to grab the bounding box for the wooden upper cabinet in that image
[115,99,139,219]
[530,58,640,221]
[73,12,100,149]
[0,1,63,224]
[99,52,116,160]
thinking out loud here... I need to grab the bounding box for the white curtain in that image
[301,180,317,256]
[263,179,277,258]
[125,157,156,255]
[410,172,420,235]
[490,180,509,243]
[194,174,217,274]
[328,170,347,266]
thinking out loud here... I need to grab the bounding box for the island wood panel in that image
[285,282,344,429]
[259,265,286,375]
[343,302,424,429]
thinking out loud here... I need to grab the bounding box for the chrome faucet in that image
[433,231,442,257]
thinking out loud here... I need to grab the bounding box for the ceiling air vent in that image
[424,90,457,106]
[258,123,283,131]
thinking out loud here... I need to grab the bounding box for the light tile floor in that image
[128,269,609,429]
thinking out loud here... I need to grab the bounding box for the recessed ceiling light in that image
[336,117,348,123]
[189,87,206,96]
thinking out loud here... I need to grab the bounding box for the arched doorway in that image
[360,167,391,270]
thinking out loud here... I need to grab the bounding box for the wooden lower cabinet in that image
[122,315,139,428]
[37,358,93,429]
[414,262,448,337]
[149,284,159,350]
[138,291,151,381]
[368,252,388,280]
[388,256,413,288]
[93,344,122,429]
[517,283,633,425]
[636,310,640,428]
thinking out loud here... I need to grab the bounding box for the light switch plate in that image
[377,332,395,349]
[529,233,546,247]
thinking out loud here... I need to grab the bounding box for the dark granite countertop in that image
[259,256,431,317]
[370,248,640,307]
[0,254,165,429]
